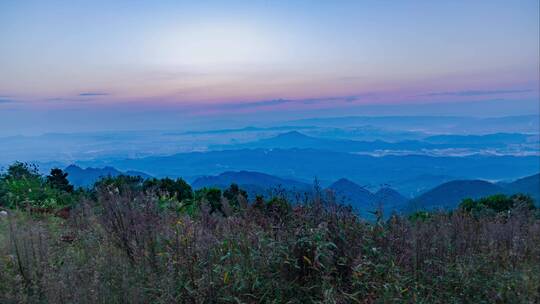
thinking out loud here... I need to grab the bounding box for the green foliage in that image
[5,162,40,180]
[223,183,248,210]
[408,210,431,222]
[139,177,193,211]
[460,193,536,213]
[266,196,291,217]
[0,172,46,208]
[46,168,74,193]
[0,163,77,209]
[194,187,223,215]
[143,177,193,201]
[251,195,292,220]
[94,175,145,192]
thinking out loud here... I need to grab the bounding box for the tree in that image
[510,193,535,210]
[47,168,74,193]
[253,195,265,210]
[266,197,291,218]
[143,177,193,201]
[194,188,223,215]
[0,162,46,208]
[223,183,248,210]
[459,193,536,213]
[94,175,144,192]
[4,162,40,180]
[206,188,223,215]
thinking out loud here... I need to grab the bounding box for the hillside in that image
[65,165,151,187]
[191,171,311,199]
[193,172,410,215]
[216,131,537,153]
[78,149,540,196]
[411,180,504,210]
[374,187,409,210]
[218,131,416,152]
[326,178,408,216]
[327,178,376,207]
[192,170,310,190]
[411,173,540,211]
[502,173,540,202]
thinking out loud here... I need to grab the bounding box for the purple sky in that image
[0,0,538,135]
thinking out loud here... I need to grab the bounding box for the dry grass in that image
[1,188,539,303]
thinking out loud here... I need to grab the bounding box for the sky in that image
[1,0,539,135]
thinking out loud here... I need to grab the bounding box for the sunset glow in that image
[1,0,539,134]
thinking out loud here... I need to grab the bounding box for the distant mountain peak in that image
[375,187,401,196]
[191,170,311,191]
[276,131,310,138]
[64,165,151,187]
[374,187,408,208]
[328,178,373,197]
[65,164,81,170]
[412,179,504,210]
[331,178,363,188]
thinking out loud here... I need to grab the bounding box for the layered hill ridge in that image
[192,171,540,214]
[374,187,409,208]
[220,131,429,152]
[410,174,540,210]
[192,171,311,191]
[328,178,375,204]
[64,163,540,214]
[65,165,151,187]
[193,173,408,215]
[213,131,538,153]
[501,173,540,201]
[411,180,503,210]
[84,147,540,196]
[327,178,409,216]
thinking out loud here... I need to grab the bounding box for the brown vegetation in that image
[1,184,539,303]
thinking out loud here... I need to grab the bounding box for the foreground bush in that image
[0,163,80,210]
[460,193,536,213]
[1,185,539,303]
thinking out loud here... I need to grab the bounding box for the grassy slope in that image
[1,194,539,303]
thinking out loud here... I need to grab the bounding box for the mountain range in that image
[192,170,310,190]
[76,148,539,196]
[192,171,540,215]
[191,171,312,201]
[64,165,151,187]
[411,173,540,210]
[213,131,538,154]
[63,164,539,214]
[192,172,408,217]
[327,178,408,217]
[287,115,540,134]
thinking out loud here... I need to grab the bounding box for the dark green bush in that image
[143,177,193,201]
[0,164,77,209]
[460,193,536,213]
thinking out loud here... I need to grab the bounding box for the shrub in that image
[93,175,145,193]
[143,177,193,201]
[460,193,536,213]
[0,163,77,209]
[0,164,539,303]
[223,183,248,211]
[46,168,74,193]
[1,190,538,303]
